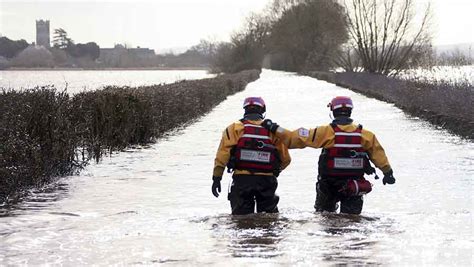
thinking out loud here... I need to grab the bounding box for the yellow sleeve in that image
[272,135,291,170]
[276,127,317,148]
[362,130,392,173]
[277,125,334,149]
[213,123,239,177]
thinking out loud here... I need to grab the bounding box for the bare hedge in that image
[0,69,261,203]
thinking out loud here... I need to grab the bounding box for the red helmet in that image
[328,96,353,111]
[243,97,266,109]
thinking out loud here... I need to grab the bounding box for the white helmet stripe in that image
[244,102,264,107]
[333,103,353,109]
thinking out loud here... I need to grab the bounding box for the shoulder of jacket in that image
[361,127,375,138]
[229,120,243,127]
[319,124,334,132]
[228,121,246,133]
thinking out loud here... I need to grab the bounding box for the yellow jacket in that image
[213,119,291,177]
[276,123,391,173]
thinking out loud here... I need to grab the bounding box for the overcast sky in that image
[0,0,473,52]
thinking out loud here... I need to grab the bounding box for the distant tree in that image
[334,44,362,72]
[53,28,71,50]
[65,44,77,58]
[166,40,217,68]
[341,0,432,75]
[189,39,218,57]
[52,28,99,62]
[11,45,54,67]
[50,48,70,66]
[0,37,29,59]
[0,56,9,69]
[211,42,234,73]
[75,42,100,60]
[437,48,474,66]
[267,0,348,71]
[407,44,436,68]
[223,14,268,72]
[211,0,349,73]
[211,13,271,73]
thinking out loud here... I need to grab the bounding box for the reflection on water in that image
[317,213,383,265]
[200,211,395,265]
[0,70,472,265]
[0,181,70,218]
[215,213,286,258]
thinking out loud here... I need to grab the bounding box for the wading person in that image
[211,97,291,215]
[261,96,395,215]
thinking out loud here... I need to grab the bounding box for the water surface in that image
[0,70,472,265]
[0,69,214,93]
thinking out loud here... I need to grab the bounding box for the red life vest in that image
[318,124,369,178]
[232,120,280,174]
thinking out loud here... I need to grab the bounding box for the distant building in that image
[98,44,127,67]
[128,46,156,60]
[98,44,155,67]
[36,20,50,48]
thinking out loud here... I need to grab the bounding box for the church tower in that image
[36,20,50,48]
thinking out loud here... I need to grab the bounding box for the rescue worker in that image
[261,96,395,214]
[211,97,291,215]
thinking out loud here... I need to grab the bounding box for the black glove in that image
[211,176,222,197]
[261,119,279,133]
[382,170,396,185]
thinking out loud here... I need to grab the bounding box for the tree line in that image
[0,29,213,69]
[1,0,472,72]
[208,0,472,75]
[0,29,101,69]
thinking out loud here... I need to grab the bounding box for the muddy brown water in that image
[1,70,472,265]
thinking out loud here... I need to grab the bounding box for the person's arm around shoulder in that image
[361,129,396,185]
[261,119,321,149]
[212,122,240,197]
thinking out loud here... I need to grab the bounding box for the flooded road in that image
[1,70,472,265]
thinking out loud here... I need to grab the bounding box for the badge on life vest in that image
[298,128,309,137]
[240,149,271,163]
[334,158,364,169]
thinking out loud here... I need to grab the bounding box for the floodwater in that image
[1,70,472,265]
[0,69,214,93]
[399,64,474,85]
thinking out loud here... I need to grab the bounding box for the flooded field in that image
[399,65,474,85]
[0,69,214,93]
[0,70,472,265]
